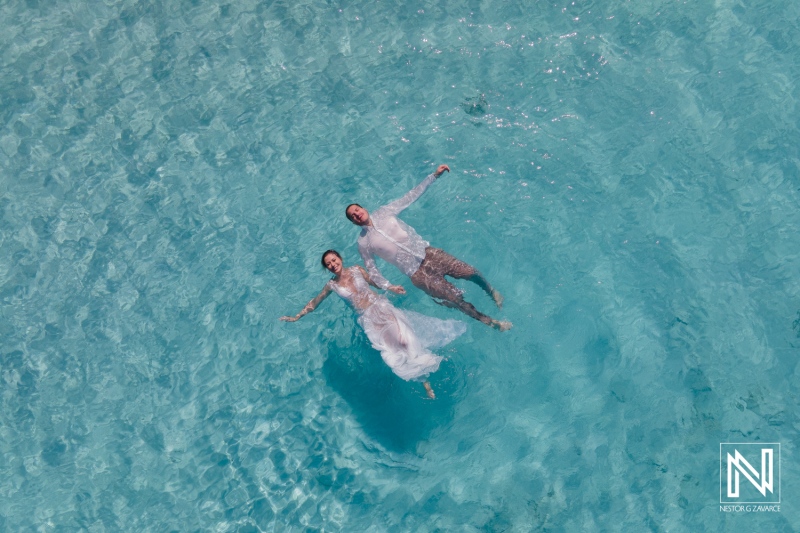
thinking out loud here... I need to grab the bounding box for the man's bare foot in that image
[491,289,504,309]
[424,381,436,399]
[491,319,513,332]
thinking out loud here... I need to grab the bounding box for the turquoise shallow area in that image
[1,0,799,530]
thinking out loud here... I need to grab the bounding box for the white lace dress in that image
[329,267,466,381]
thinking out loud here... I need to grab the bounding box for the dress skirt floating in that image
[328,267,466,381]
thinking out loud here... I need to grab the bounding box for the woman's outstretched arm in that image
[280,284,332,322]
[357,265,405,295]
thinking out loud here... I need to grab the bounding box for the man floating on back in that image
[346,164,512,331]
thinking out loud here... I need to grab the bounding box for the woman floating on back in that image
[280,250,466,399]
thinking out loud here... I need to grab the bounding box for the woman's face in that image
[323,253,343,275]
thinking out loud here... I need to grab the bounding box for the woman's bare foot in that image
[491,289,504,309]
[423,381,436,399]
[491,319,513,332]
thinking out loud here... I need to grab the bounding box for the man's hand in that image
[434,164,450,178]
[388,285,407,295]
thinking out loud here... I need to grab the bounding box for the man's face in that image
[347,205,370,226]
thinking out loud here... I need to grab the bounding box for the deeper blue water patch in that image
[1,0,799,531]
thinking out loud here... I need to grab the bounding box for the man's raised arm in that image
[383,164,450,216]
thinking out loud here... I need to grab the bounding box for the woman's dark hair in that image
[345,203,362,222]
[321,249,342,268]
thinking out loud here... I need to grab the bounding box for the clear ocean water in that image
[1,0,798,531]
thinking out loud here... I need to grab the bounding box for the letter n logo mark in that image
[720,443,780,504]
[727,449,772,497]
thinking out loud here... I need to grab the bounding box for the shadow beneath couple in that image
[320,324,460,453]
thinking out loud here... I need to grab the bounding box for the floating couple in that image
[281,164,511,398]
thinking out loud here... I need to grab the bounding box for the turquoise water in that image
[1,0,799,530]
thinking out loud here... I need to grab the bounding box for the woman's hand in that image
[388,285,406,295]
[280,315,299,322]
[434,164,450,177]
